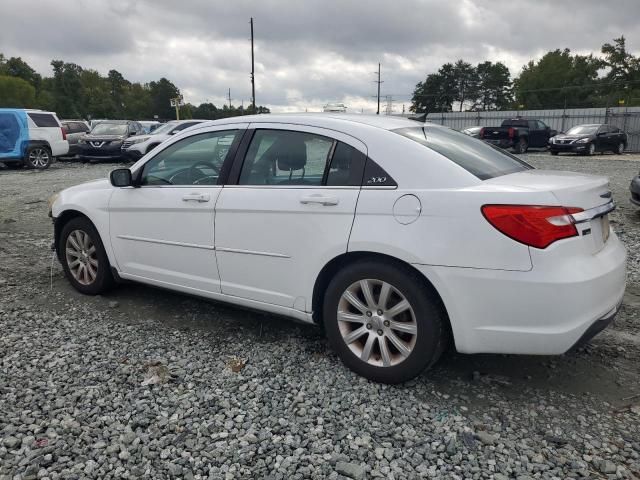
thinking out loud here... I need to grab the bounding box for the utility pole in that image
[250,17,256,114]
[373,63,383,115]
[228,88,232,109]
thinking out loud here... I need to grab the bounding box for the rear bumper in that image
[414,232,627,355]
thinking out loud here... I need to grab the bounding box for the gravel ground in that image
[0,154,639,479]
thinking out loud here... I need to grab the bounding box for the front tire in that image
[616,142,625,155]
[583,143,596,156]
[323,260,447,384]
[25,146,51,169]
[59,217,114,295]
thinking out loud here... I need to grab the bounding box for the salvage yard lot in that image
[1,152,639,479]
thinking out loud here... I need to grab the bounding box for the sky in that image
[1,0,639,113]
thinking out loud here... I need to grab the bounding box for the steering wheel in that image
[189,161,220,185]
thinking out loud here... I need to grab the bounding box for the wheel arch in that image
[54,210,92,261]
[311,250,452,337]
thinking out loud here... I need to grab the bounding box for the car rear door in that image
[109,124,247,293]
[214,123,367,310]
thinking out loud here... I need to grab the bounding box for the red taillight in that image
[479,127,485,138]
[61,127,67,140]
[481,205,584,249]
[508,127,515,139]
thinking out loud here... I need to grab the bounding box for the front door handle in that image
[299,194,339,206]
[182,193,210,203]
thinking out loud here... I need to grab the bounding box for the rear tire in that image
[323,260,447,384]
[59,217,114,295]
[513,138,528,154]
[25,146,51,169]
[550,151,558,156]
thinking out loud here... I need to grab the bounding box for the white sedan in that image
[50,114,627,383]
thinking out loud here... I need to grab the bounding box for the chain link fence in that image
[424,107,640,152]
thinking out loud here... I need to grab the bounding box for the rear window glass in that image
[28,113,59,127]
[502,119,528,128]
[393,126,533,180]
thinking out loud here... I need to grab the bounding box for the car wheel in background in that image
[584,143,596,156]
[25,146,51,169]
[550,151,558,156]
[323,259,448,384]
[513,138,528,154]
[616,142,625,155]
[59,217,114,295]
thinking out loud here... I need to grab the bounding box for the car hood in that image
[62,178,111,194]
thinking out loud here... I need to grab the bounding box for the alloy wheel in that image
[337,279,418,367]
[65,229,98,285]
[29,148,50,168]
[618,143,624,154]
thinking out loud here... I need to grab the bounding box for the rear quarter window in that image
[28,113,60,128]
[393,126,533,180]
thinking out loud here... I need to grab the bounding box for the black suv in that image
[78,120,143,162]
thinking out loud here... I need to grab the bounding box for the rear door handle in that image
[299,194,339,206]
[182,193,210,203]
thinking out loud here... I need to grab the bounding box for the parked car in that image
[122,119,207,160]
[49,114,626,384]
[138,121,162,134]
[630,172,640,206]
[461,126,482,138]
[61,120,91,157]
[549,124,627,156]
[78,120,144,162]
[479,118,557,153]
[0,108,69,169]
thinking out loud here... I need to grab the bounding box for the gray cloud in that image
[1,0,639,112]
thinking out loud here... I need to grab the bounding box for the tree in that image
[149,78,181,120]
[513,49,601,109]
[601,36,640,106]
[452,60,478,111]
[474,61,512,110]
[51,60,84,118]
[107,69,129,118]
[411,63,457,113]
[0,75,36,107]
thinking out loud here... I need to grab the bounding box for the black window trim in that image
[134,128,245,187]
[226,127,365,188]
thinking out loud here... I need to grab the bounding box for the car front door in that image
[214,124,367,310]
[109,124,247,293]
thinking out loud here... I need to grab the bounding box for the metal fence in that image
[424,107,640,152]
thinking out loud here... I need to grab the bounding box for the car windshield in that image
[394,126,533,180]
[151,122,178,135]
[566,125,599,135]
[91,123,128,135]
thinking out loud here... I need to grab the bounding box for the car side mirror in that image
[110,168,133,187]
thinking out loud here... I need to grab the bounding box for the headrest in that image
[265,136,307,171]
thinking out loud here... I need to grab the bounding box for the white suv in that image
[0,109,69,169]
[122,120,206,161]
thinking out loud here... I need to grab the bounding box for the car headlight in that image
[576,138,590,144]
[550,137,556,144]
[78,139,86,144]
[128,137,146,145]
[110,140,123,145]
[47,193,60,217]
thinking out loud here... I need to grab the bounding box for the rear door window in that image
[28,113,59,127]
[393,126,533,180]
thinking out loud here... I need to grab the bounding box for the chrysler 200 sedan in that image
[49,114,627,384]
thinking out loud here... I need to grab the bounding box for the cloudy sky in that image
[1,0,639,113]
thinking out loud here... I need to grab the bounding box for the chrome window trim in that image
[571,201,615,224]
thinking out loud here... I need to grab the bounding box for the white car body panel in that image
[51,113,627,357]
[26,111,69,157]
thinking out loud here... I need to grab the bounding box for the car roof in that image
[199,113,425,132]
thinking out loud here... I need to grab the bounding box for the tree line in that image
[0,55,269,120]
[410,36,640,113]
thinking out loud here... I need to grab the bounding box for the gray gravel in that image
[1,157,639,479]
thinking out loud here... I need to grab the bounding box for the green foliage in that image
[411,61,510,113]
[413,36,640,112]
[0,53,270,120]
[0,75,36,107]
